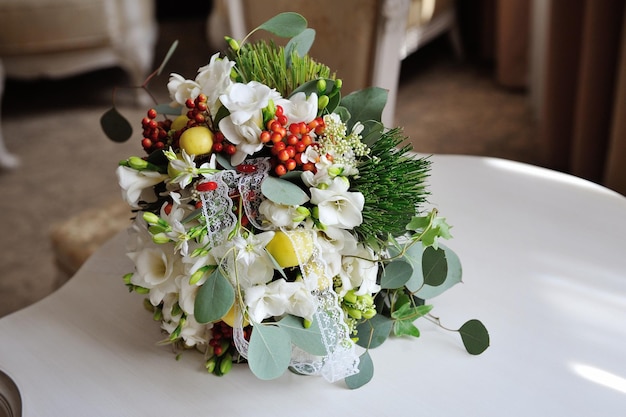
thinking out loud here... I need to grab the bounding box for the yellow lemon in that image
[171,114,189,131]
[179,126,214,156]
[220,303,249,327]
[266,230,314,268]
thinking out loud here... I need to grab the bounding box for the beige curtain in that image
[539,0,626,194]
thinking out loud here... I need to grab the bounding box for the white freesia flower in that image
[315,228,358,280]
[165,148,217,189]
[128,242,184,306]
[339,244,380,296]
[212,231,276,288]
[161,293,212,347]
[259,200,306,229]
[167,73,201,106]
[219,81,281,165]
[195,52,235,116]
[310,176,365,229]
[116,165,168,209]
[277,92,318,124]
[245,279,316,323]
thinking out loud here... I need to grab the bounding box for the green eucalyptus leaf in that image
[360,120,384,146]
[285,28,316,66]
[154,103,183,116]
[422,246,448,287]
[261,176,309,205]
[355,314,393,349]
[333,106,350,124]
[345,351,374,389]
[380,259,413,289]
[340,87,388,131]
[406,244,462,299]
[101,107,132,143]
[248,324,292,380]
[278,315,327,356]
[157,40,178,76]
[459,319,490,355]
[215,153,234,170]
[193,268,235,324]
[258,12,307,38]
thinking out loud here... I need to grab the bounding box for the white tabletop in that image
[2,155,626,416]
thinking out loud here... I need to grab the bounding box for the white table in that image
[2,155,626,416]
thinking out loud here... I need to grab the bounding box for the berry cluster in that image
[141,108,171,154]
[205,321,251,376]
[261,105,326,176]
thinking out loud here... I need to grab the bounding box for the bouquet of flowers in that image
[102,13,488,388]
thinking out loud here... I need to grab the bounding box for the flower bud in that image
[316,79,327,94]
[225,36,240,52]
[123,273,134,285]
[347,307,362,320]
[142,211,160,225]
[205,356,217,373]
[296,206,311,216]
[134,286,150,295]
[328,166,344,177]
[303,318,313,329]
[362,308,377,320]
[128,156,149,170]
[318,95,329,110]
[219,353,233,375]
[152,233,170,244]
[343,290,357,304]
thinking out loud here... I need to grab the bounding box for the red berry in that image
[277,114,288,126]
[274,164,287,176]
[225,144,237,155]
[286,134,298,146]
[185,98,195,109]
[285,158,297,171]
[196,93,207,103]
[285,146,296,158]
[270,132,283,144]
[194,113,205,123]
[196,102,208,112]
[147,108,157,119]
[142,138,153,149]
[295,141,307,153]
[260,131,271,143]
[213,142,223,153]
[277,149,290,162]
[275,105,284,117]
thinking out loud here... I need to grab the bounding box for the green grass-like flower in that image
[230,40,334,97]
[354,128,431,242]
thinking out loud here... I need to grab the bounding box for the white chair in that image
[0,0,158,169]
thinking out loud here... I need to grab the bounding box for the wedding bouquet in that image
[102,13,488,388]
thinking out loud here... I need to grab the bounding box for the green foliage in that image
[277,315,327,356]
[355,314,393,349]
[193,268,235,324]
[406,244,463,299]
[261,176,309,205]
[391,303,433,337]
[256,12,308,38]
[101,107,132,143]
[248,323,292,380]
[458,319,490,355]
[354,129,431,241]
[380,259,413,289]
[230,40,334,97]
[340,87,388,133]
[345,351,374,389]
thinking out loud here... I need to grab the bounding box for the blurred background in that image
[0,0,624,317]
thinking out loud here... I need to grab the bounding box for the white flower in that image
[218,116,264,166]
[245,279,316,323]
[315,228,358,279]
[116,165,168,209]
[195,53,235,116]
[220,81,278,124]
[165,148,217,189]
[167,73,201,106]
[212,231,276,288]
[339,244,380,296]
[258,200,305,229]
[127,242,184,306]
[277,92,318,124]
[310,176,365,229]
